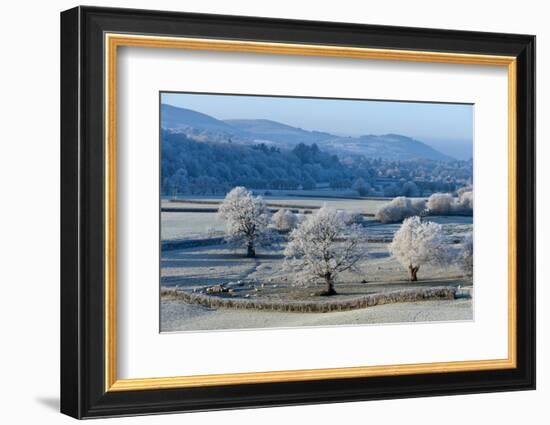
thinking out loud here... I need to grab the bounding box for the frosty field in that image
[162,197,419,241]
[160,199,473,332]
[162,195,389,213]
[161,298,472,332]
[162,211,226,240]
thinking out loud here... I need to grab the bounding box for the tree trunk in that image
[246,242,256,258]
[321,273,337,296]
[408,265,419,282]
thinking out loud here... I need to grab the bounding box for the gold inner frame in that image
[104,33,517,392]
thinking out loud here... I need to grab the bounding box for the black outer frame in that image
[60,6,536,419]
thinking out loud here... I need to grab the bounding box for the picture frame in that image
[60,5,535,419]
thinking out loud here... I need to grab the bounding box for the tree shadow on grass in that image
[365,277,466,291]
[161,249,285,270]
[254,253,285,260]
[161,256,248,269]
[368,251,391,259]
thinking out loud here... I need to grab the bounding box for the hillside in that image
[160,103,453,161]
[224,119,334,146]
[160,104,240,134]
[322,134,453,161]
[161,130,349,195]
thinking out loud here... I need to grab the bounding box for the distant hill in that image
[224,119,334,145]
[160,104,240,134]
[160,103,454,161]
[321,134,453,161]
[419,137,473,160]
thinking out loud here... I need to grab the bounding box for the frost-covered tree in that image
[284,207,368,295]
[217,187,274,257]
[168,168,188,197]
[401,181,420,197]
[427,191,473,215]
[427,193,454,215]
[272,209,298,232]
[352,177,372,196]
[383,183,402,197]
[375,197,426,224]
[389,216,449,281]
[456,190,473,211]
[458,233,473,279]
[190,176,220,195]
[456,185,473,197]
[344,211,365,225]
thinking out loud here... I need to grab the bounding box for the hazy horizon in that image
[161,92,473,160]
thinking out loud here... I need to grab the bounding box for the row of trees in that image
[217,187,472,295]
[348,156,473,190]
[427,187,473,213]
[161,130,473,197]
[161,131,349,195]
[375,188,473,223]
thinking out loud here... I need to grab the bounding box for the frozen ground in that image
[161,242,467,294]
[161,241,473,331]
[162,196,389,213]
[364,215,473,241]
[162,211,226,240]
[161,298,473,332]
[161,197,471,241]
[160,196,473,331]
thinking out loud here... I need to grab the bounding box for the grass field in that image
[161,197,470,241]
[160,195,473,331]
[162,196,389,212]
[161,240,472,331]
[161,298,472,332]
[161,196,388,240]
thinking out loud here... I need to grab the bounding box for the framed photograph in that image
[60,6,535,419]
